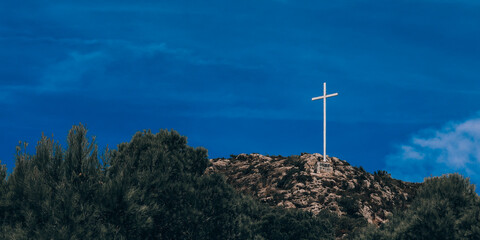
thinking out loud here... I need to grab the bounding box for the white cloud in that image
[386,115,480,183]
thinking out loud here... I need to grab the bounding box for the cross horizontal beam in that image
[311,93,338,101]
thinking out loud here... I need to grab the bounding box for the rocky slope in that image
[206,153,419,225]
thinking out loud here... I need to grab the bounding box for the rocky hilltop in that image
[206,153,419,224]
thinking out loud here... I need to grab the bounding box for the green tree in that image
[53,124,102,239]
[354,173,480,240]
[1,124,103,239]
[257,208,336,240]
[0,125,339,239]
[102,129,258,239]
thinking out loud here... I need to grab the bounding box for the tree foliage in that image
[8,125,477,239]
[0,124,338,239]
[354,173,480,240]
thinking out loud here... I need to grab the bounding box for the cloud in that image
[386,115,480,184]
[39,51,110,92]
[0,36,228,93]
[0,36,199,63]
[0,36,292,119]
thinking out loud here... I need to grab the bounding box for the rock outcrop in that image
[206,153,419,225]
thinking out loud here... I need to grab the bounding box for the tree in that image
[354,173,480,240]
[256,209,336,240]
[1,124,103,239]
[0,125,339,239]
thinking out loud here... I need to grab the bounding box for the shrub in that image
[353,174,480,240]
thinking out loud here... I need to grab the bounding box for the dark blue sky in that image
[1,0,480,184]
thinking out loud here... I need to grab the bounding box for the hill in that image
[0,126,346,239]
[3,125,480,239]
[206,153,419,224]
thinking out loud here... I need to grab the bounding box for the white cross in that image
[312,82,338,162]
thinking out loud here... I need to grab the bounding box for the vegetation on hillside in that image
[353,173,480,239]
[208,153,418,227]
[0,124,342,239]
[0,124,478,239]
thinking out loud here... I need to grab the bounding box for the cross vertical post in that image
[312,82,338,162]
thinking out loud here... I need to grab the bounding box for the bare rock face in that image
[205,153,419,225]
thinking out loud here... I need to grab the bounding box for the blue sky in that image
[1,0,479,184]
